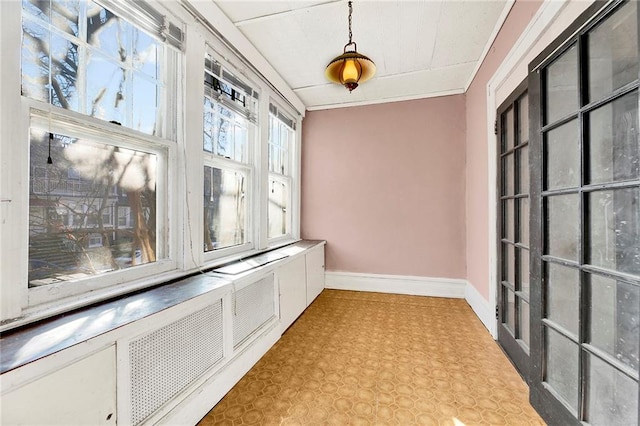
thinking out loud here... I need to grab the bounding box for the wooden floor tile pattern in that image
[198,290,545,425]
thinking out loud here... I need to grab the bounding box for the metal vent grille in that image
[233,275,275,348]
[129,300,224,425]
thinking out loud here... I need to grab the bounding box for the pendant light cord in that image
[347,1,353,45]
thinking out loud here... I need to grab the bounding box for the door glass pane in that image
[518,197,529,245]
[547,194,580,260]
[588,92,639,184]
[520,248,530,295]
[504,243,515,285]
[546,263,579,335]
[505,288,515,332]
[504,199,514,242]
[589,274,639,372]
[503,154,514,195]
[519,94,529,144]
[588,188,640,275]
[587,354,639,426]
[519,146,530,194]
[546,44,578,124]
[520,300,530,348]
[504,107,514,151]
[588,0,638,103]
[546,120,580,190]
[545,327,579,413]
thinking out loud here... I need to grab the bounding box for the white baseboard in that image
[325,272,466,299]
[464,282,497,338]
[325,272,497,339]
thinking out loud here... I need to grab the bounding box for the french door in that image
[497,83,531,379]
[528,0,639,424]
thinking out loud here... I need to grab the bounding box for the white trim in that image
[325,272,466,299]
[305,88,465,111]
[465,281,497,337]
[464,0,516,91]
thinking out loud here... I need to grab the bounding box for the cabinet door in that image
[306,246,325,305]
[278,256,307,333]
[1,347,117,425]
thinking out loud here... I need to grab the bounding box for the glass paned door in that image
[529,1,639,424]
[497,84,531,379]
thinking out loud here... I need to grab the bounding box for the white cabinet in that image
[1,347,117,426]
[278,256,307,333]
[305,245,325,305]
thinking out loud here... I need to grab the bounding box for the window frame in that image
[267,100,296,243]
[0,0,304,330]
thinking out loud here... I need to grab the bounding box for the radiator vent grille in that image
[233,275,275,348]
[129,300,224,425]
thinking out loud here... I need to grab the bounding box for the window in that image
[20,0,181,304]
[1,0,303,328]
[267,103,295,240]
[202,52,257,255]
[21,0,178,136]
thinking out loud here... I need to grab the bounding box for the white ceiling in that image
[211,0,510,110]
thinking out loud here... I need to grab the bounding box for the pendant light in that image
[325,1,376,92]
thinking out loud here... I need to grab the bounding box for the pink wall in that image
[465,0,543,299]
[301,96,466,279]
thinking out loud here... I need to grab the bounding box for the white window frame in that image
[201,46,259,262]
[267,100,297,244]
[0,0,183,324]
[25,107,176,307]
[0,0,305,329]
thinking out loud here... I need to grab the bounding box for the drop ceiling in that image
[208,0,510,110]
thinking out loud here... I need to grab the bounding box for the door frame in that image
[483,0,598,338]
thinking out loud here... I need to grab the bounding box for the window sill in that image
[0,239,324,375]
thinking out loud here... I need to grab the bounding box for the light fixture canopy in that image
[325,1,376,92]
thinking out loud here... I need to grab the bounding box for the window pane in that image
[519,248,530,295]
[268,180,288,239]
[546,194,579,261]
[520,300,530,348]
[29,129,158,286]
[22,1,165,137]
[588,188,640,275]
[203,166,246,251]
[546,262,579,336]
[503,243,515,285]
[518,93,529,144]
[545,327,579,414]
[132,74,158,135]
[518,146,529,194]
[589,274,639,372]
[505,288,515,332]
[517,197,529,245]
[588,0,638,103]
[546,44,578,124]
[86,4,131,63]
[503,107,514,152]
[502,154,514,195]
[204,104,249,163]
[86,52,126,124]
[588,92,639,184]
[546,120,579,190]
[503,199,514,242]
[269,116,292,176]
[132,28,159,79]
[587,354,639,426]
[22,19,52,104]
